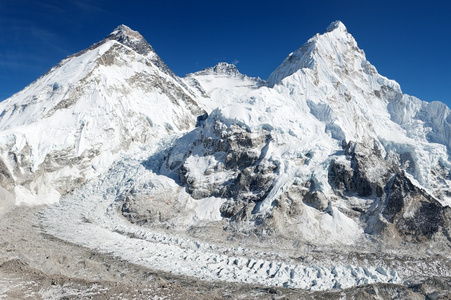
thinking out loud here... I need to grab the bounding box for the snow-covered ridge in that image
[189,62,243,77]
[184,62,264,112]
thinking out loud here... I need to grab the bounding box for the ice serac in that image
[0,25,203,205]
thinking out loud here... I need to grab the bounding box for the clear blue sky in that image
[1,0,450,107]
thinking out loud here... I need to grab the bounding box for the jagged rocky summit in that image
[1,21,451,248]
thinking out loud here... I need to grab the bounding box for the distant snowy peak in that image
[267,20,371,86]
[189,62,243,77]
[184,62,263,112]
[186,61,263,86]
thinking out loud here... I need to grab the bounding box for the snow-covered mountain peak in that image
[190,62,242,77]
[267,21,379,86]
[184,62,264,112]
[325,20,347,33]
[111,24,135,35]
[100,24,191,93]
[105,24,154,56]
[267,20,362,86]
[0,24,204,205]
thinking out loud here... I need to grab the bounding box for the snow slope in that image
[184,62,264,112]
[0,25,203,205]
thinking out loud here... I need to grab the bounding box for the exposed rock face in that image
[367,172,451,243]
[328,141,390,198]
[106,24,155,56]
[162,116,278,220]
[326,141,451,245]
[120,184,187,226]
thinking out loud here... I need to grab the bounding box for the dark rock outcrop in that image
[162,119,278,220]
[382,172,451,242]
[328,141,389,198]
[367,172,451,243]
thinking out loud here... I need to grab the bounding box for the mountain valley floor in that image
[0,203,449,299]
